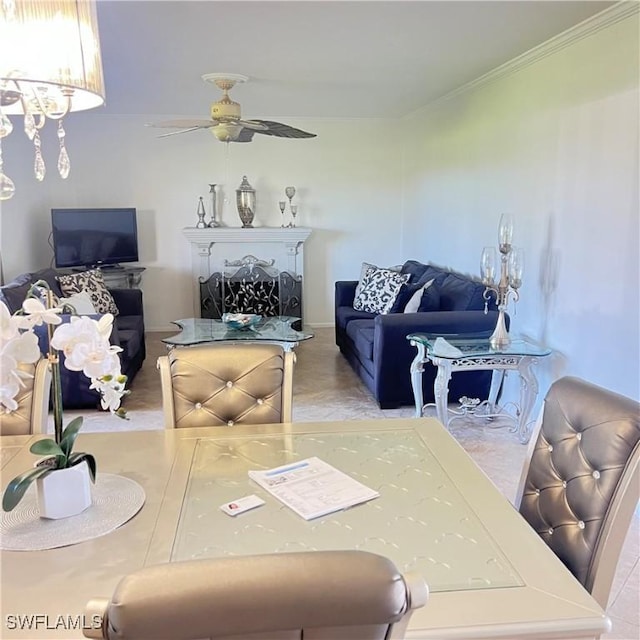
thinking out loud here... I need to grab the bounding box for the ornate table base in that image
[409,338,550,444]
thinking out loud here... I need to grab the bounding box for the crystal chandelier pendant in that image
[0,141,16,201]
[57,121,70,178]
[0,111,13,138]
[24,113,36,141]
[33,130,46,181]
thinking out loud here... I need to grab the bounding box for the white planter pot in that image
[36,461,92,520]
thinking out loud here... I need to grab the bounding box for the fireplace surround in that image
[183,227,312,321]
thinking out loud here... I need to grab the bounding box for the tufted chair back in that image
[157,343,295,428]
[83,551,429,640]
[516,376,640,609]
[0,358,51,436]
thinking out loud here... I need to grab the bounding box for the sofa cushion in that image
[57,269,119,315]
[345,319,375,361]
[1,278,33,314]
[353,267,409,315]
[438,273,486,311]
[336,306,375,332]
[354,262,402,301]
[404,279,438,313]
[400,261,447,284]
[117,329,142,362]
[30,268,64,298]
[57,291,97,314]
[418,284,441,312]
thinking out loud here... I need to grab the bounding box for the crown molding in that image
[409,1,639,116]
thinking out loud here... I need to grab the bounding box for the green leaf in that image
[30,439,66,468]
[2,467,52,512]
[68,453,97,482]
[60,416,84,458]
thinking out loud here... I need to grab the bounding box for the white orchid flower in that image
[20,298,62,327]
[2,295,127,421]
[0,302,21,342]
[91,375,127,413]
[1,330,41,365]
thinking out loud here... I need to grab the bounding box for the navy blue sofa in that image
[0,268,145,410]
[335,260,502,409]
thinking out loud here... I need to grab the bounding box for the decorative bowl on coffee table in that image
[221,313,262,330]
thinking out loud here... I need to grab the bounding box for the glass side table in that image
[407,334,551,443]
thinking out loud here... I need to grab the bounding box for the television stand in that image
[98,264,125,271]
[63,265,145,289]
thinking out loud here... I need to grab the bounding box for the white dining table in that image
[0,418,610,639]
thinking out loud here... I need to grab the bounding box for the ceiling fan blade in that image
[245,120,317,139]
[147,119,217,129]
[156,127,208,138]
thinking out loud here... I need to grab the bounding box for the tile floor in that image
[63,327,639,639]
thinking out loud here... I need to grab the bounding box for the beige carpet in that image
[58,327,639,639]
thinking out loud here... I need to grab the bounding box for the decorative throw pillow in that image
[354,262,402,302]
[403,279,435,313]
[353,267,410,315]
[57,269,119,316]
[57,291,98,315]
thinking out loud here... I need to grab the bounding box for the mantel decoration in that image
[236,175,256,228]
[481,214,524,349]
[0,0,106,200]
[1,282,127,519]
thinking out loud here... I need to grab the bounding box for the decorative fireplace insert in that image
[199,255,302,324]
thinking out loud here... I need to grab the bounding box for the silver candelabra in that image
[481,214,524,350]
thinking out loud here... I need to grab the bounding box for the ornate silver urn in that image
[236,175,256,228]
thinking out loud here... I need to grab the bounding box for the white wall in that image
[401,11,639,401]
[1,116,404,329]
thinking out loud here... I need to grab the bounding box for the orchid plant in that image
[1,282,128,511]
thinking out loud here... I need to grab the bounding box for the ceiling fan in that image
[148,73,317,143]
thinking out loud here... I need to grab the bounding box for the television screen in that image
[51,208,139,269]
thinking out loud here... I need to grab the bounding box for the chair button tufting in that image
[578,521,585,529]
[548,528,554,535]
[195,402,202,410]
[257,398,264,405]
[535,489,541,496]
[227,420,234,427]
[226,381,233,388]
[593,470,600,479]
[548,444,553,452]
[576,433,582,441]
[562,481,567,488]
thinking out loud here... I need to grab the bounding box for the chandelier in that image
[0,0,106,200]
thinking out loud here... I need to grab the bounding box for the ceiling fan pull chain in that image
[57,120,70,178]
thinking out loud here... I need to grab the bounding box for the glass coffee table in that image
[407,333,551,443]
[163,316,313,352]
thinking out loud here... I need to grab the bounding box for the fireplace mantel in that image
[183,227,312,317]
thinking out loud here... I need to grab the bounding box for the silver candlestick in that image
[208,183,221,227]
[481,214,523,350]
[195,197,206,228]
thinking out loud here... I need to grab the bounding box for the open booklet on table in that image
[248,457,380,520]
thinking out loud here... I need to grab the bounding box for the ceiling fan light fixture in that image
[211,122,243,142]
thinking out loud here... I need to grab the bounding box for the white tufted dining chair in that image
[83,550,429,640]
[157,343,295,428]
[515,376,640,609]
[0,358,51,436]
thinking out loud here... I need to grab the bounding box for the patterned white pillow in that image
[57,269,119,316]
[353,267,410,314]
[354,262,403,301]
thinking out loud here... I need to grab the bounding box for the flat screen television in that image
[51,208,139,269]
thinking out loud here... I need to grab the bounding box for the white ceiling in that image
[96,0,617,120]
